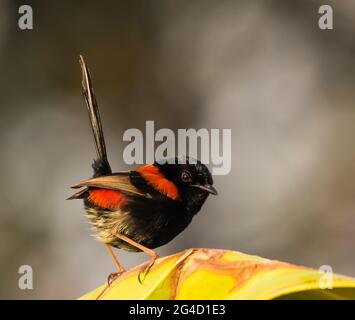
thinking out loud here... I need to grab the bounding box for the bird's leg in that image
[105,244,126,286]
[112,232,159,284]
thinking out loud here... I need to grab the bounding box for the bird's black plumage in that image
[79,157,215,252]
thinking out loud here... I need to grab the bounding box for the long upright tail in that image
[79,55,112,177]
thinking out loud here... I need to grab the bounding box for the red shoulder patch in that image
[136,165,180,201]
[88,189,127,210]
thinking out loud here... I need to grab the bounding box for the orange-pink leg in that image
[112,232,159,284]
[105,244,126,285]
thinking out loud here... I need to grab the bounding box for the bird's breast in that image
[84,196,194,251]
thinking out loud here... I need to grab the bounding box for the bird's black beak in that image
[193,184,218,195]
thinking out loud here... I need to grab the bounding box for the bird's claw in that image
[107,271,123,286]
[138,255,159,284]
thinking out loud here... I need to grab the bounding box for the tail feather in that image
[79,55,112,177]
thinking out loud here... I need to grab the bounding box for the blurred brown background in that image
[0,0,354,299]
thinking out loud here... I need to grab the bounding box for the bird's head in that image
[155,156,217,213]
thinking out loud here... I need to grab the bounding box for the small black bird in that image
[68,56,217,283]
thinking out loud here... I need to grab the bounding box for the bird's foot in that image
[138,254,159,284]
[107,271,124,287]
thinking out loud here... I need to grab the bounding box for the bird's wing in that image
[70,172,152,198]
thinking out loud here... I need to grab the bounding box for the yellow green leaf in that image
[79,248,355,300]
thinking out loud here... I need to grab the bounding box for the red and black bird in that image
[68,56,217,283]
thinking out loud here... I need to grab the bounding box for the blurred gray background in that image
[0,0,354,299]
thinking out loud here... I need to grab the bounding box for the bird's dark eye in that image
[181,171,192,182]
